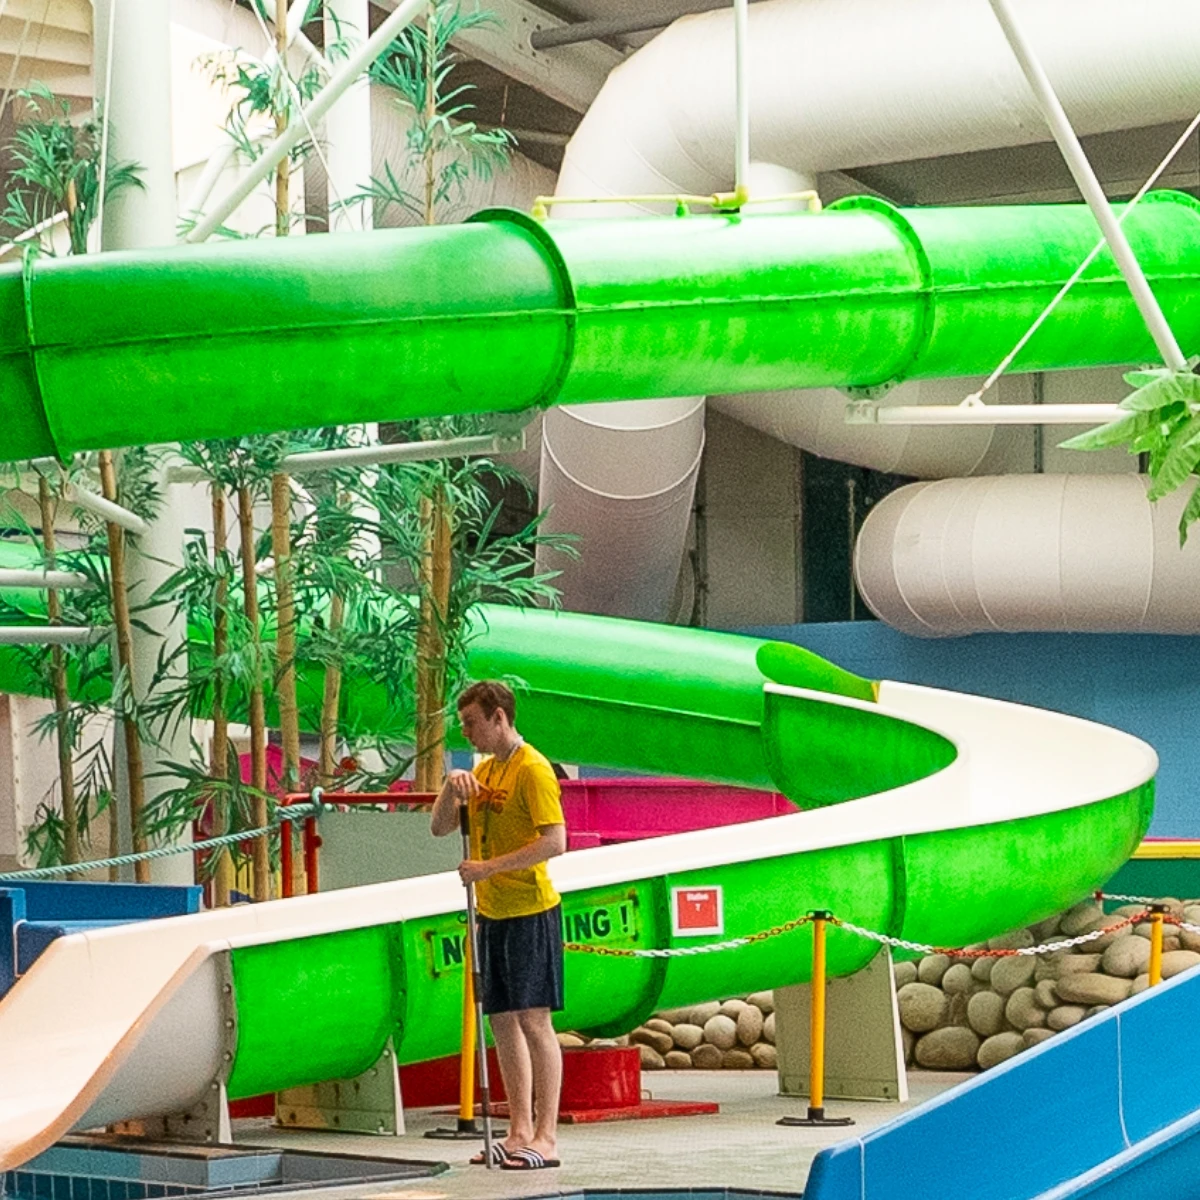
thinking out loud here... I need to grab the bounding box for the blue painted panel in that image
[14,881,201,921]
[1055,1111,1200,1200]
[806,1019,1125,1200]
[16,922,68,974]
[803,1139,863,1200]
[1118,966,1200,1144]
[0,887,25,997]
[740,622,1200,836]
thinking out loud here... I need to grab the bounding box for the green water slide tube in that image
[225,606,1154,1095]
[0,196,1164,1161]
[2,193,1200,463]
[0,600,1154,1116]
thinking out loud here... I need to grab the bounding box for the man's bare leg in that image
[489,1011,534,1152]
[517,1007,562,1159]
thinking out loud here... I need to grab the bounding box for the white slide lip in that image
[0,682,1156,1170]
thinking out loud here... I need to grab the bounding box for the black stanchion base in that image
[777,1107,855,1128]
[424,1117,508,1140]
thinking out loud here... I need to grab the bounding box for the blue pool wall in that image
[805,963,1200,1200]
[741,623,1200,838]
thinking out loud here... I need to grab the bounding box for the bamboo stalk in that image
[99,451,148,883]
[237,483,271,901]
[424,2,437,227]
[414,486,451,792]
[275,0,290,237]
[318,591,346,788]
[38,475,79,870]
[271,473,301,791]
[271,472,302,897]
[211,485,233,908]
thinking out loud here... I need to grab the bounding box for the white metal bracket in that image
[110,958,236,1145]
[275,1038,404,1136]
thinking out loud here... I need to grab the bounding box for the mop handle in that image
[460,799,496,1167]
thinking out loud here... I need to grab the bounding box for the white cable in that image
[969,106,1200,405]
[94,0,118,250]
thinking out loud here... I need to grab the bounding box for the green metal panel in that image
[227,924,403,1099]
[3,197,1200,462]
[1104,856,1200,905]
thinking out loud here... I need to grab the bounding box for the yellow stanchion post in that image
[425,809,506,1150]
[425,928,490,1139]
[1148,904,1166,988]
[778,911,854,1128]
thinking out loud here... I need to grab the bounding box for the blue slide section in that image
[806,966,1200,1200]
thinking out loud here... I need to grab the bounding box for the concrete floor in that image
[235,1070,970,1199]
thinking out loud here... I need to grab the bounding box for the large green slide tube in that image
[5,194,1200,463]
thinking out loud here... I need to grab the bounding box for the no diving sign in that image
[671,885,724,937]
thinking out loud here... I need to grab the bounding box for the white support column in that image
[95,0,194,884]
[324,0,373,231]
[93,0,174,251]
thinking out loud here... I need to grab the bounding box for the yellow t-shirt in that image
[469,743,564,919]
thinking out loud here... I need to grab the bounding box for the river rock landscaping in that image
[894,897,1200,1071]
[557,898,1199,1073]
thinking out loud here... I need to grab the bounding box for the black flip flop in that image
[469,1144,514,1166]
[500,1148,562,1171]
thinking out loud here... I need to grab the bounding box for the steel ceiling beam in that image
[374,0,622,113]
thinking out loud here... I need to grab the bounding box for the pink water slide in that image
[560,778,794,850]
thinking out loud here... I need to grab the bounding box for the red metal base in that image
[230,1045,692,1123]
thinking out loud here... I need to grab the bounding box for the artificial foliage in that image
[1061,367,1200,542]
[0,84,142,255]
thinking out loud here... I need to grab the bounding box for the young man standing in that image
[431,680,567,1172]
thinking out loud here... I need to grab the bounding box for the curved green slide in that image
[0,196,1167,1165]
[0,601,1156,1151]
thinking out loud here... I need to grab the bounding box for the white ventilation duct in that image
[855,475,1200,636]
[541,0,1200,618]
[541,398,704,618]
[711,378,1021,479]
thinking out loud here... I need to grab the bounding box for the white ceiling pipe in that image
[853,403,1125,426]
[988,0,1189,373]
[710,379,1010,478]
[537,398,705,620]
[854,474,1200,637]
[0,570,94,591]
[0,627,110,646]
[541,0,1200,619]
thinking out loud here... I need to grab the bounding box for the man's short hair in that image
[458,680,516,723]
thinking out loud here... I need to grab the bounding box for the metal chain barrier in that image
[1096,889,1163,906]
[832,910,1151,959]
[565,914,812,959]
[564,904,1167,964]
[0,792,329,882]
